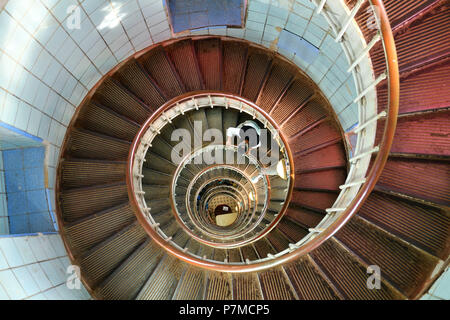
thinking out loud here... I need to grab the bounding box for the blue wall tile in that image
[26,190,48,213]
[24,168,45,191]
[23,147,45,168]
[7,192,28,215]
[29,212,54,233]
[3,149,23,170]
[5,169,26,193]
[3,146,54,234]
[9,215,29,234]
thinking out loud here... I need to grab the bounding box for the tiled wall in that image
[0,233,90,300]
[0,0,359,207]
[3,147,56,234]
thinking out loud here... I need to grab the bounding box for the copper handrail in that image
[126,0,398,272]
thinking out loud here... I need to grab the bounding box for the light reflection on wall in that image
[97,2,127,30]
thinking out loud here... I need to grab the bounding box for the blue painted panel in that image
[26,190,48,213]
[169,0,244,33]
[9,215,29,234]
[23,147,45,168]
[5,170,26,193]
[29,212,54,233]
[3,149,23,170]
[24,168,45,191]
[6,192,28,215]
[2,144,55,234]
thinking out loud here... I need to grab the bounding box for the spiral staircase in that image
[54,0,449,300]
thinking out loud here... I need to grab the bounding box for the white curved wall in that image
[0,233,90,299]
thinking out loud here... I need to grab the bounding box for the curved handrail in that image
[126,0,398,272]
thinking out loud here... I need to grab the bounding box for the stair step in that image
[336,216,439,298]
[198,244,215,260]
[61,159,126,189]
[195,38,222,90]
[144,151,177,175]
[222,109,240,134]
[284,256,341,300]
[142,184,170,200]
[204,272,233,300]
[256,62,294,114]
[96,240,164,299]
[289,119,342,154]
[242,50,272,102]
[294,168,346,191]
[172,229,190,249]
[294,143,347,173]
[270,79,315,123]
[94,78,151,124]
[376,157,450,206]
[212,248,227,262]
[115,60,166,109]
[310,239,404,299]
[172,267,205,300]
[258,268,297,300]
[360,192,450,260]
[80,222,147,288]
[205,107,224,143]
[277,217,309,243]
[377,62,450,114]
[167,39,204,91]
[233,273,263,300]
[281,99,328,137]
[142,167,173,185]
[140,46,185,98]
[60,182,128,222]
[372,6,450,75]
[77,102,140,141]
[290,190,338,212]
[285,205,324,229]
[149,135,176,161]
[223,41,248,95]
[136,255,185,300]
[376,109,450,156]
[354,0,439,40]
[151,208,175,227]
[267,228,290,252]
[146,198,171,216]
[227,248,242,263]
[67,128,130,160]
[65,202,135,254]
[189,108,209,138]
[240,244,259,261]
